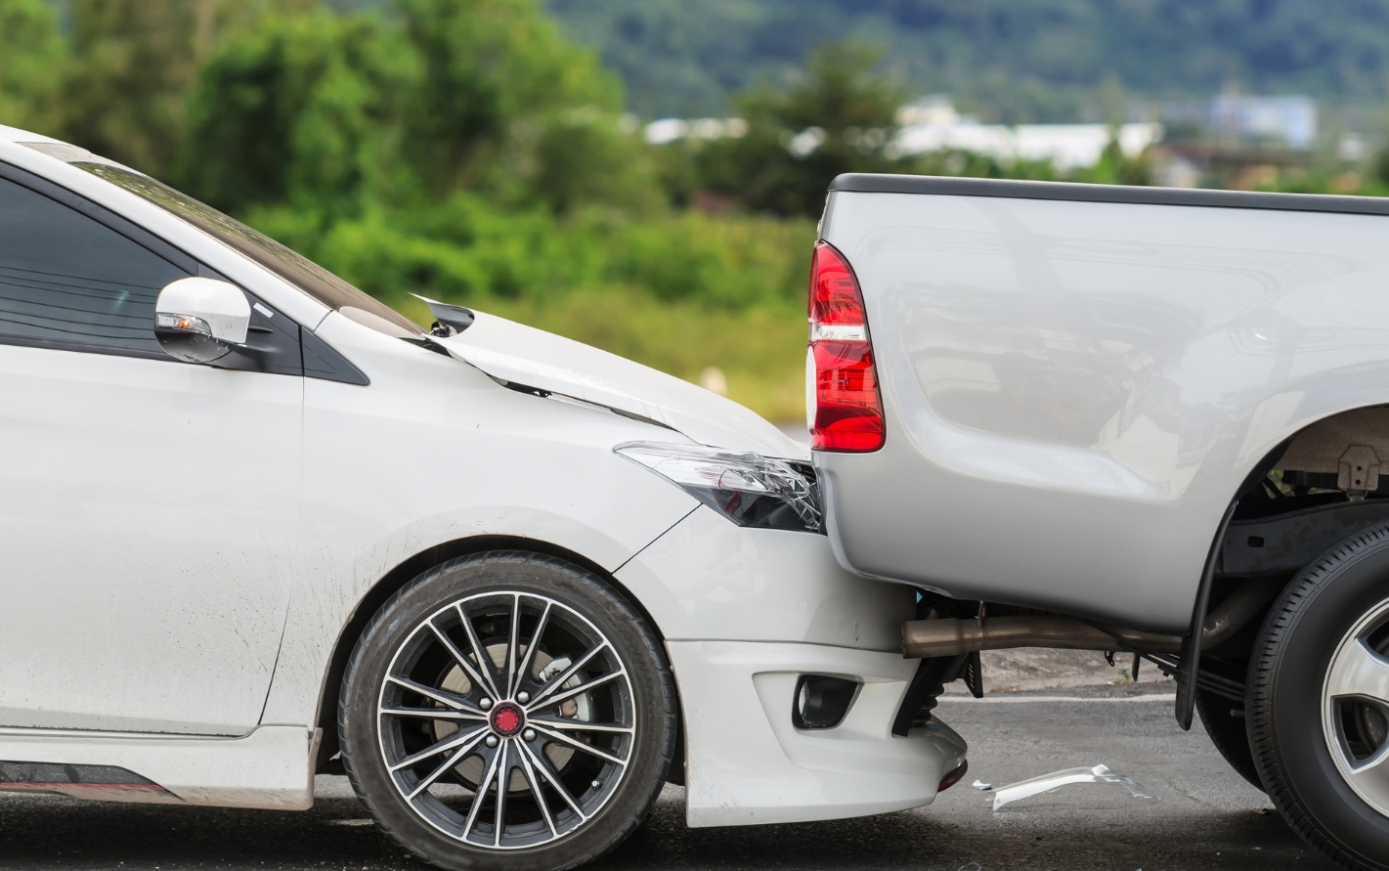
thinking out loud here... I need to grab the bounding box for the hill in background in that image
[546,0,1389,124]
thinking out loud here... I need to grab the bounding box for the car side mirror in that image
[154,277,251,364]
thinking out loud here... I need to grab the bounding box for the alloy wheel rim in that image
[1321,595,1389,818]
[377,591,635,849]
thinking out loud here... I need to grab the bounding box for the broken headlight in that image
[615,441,822,533]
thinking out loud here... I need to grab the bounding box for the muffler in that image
[901,579,1274,658]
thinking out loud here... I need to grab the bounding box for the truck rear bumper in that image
[666,639,967,827]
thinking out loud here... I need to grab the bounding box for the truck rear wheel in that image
[1195,688,1263,791]
[1249,526,1389,871]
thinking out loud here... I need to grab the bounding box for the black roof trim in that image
[829,173,1389,218]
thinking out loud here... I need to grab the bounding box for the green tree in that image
[179,0,659,216]
[525,110,662,214]
[700,41,905,217]
[1070,135,1152,186]
[395,0,655,212]
[60,0,312,174]
[0,0,63,135]
[177,8,413,216]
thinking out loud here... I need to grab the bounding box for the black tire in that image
[1249,526,1389,871]
[339,551,677,871]
[1195,688,1264,791]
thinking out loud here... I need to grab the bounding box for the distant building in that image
[1153,155,1202,189]
[1160,95,1317,149]
[896,93,961,127]
[644,117,747,145]
[893,95,1162,171]
[1338,133,1368,162]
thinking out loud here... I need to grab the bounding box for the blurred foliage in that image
[684,41,1152,217]
[178,8,414,216]
[61,0,316,172]
[547,0,1389,122]
[0,0,1156,419]
[177,0,656,218]
[696,42,904,216]
[0,0,63,133]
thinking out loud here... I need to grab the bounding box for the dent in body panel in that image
[821,191,1389,630]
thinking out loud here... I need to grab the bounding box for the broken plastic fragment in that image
[971,779,992,790]
[991,763,1158,811]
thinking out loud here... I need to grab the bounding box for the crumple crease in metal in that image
[990,763,1158,811]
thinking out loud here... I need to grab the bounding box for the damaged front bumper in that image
[667,639,969,827]
[615,505,967,827]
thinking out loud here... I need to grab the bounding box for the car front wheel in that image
[339,551,677,871]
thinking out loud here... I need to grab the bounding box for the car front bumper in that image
[666,639,967,827]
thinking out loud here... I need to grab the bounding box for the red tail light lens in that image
[807,241,884,452]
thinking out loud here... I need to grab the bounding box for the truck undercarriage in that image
[896,406,1389,790]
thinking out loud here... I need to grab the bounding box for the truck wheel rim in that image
[1321,595,1389,818]
[377,591,635,849]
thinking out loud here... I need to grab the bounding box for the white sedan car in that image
[0,125,965,870]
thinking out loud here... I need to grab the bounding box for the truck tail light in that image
[807,241,884,452]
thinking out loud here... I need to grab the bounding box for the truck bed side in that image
[817,175,1389,632]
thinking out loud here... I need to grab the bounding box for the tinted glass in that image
[70,162,424,339]
[0,176,186,354]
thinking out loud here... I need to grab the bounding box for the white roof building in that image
[894,96,1162,171]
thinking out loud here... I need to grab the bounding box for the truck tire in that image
[339,551,677,871]
[1249,526,1389,871]
[1195,688,1263,791]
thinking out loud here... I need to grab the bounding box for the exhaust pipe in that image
[902,579,1275,658]
[902,615,1183,657]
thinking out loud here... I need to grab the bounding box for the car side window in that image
[0,176,188,356]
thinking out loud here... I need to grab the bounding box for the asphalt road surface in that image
[0,681,1334,871]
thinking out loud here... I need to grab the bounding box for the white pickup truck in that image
[812,173,1389,871]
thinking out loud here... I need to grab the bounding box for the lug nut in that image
[485,735,498,748]
[517,691,530,703]
[522,728,535,741]
[479,698,492,710]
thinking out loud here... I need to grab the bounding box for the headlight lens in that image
[615,441,822,533]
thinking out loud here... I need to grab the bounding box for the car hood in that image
[435,310,808,459]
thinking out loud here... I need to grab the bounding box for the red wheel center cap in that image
[490,702,524,737]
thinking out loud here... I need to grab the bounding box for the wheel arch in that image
[1198,402,1389,610]
[309,534,676,772]
[1180,403,1389,707]
[1214,401,1389,528]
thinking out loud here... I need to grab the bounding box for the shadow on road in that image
[0,689,1337,871]
[0,784,1321,871]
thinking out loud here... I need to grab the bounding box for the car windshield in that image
[68,160,424,338]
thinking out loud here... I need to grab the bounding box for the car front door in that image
[0,169,301,736]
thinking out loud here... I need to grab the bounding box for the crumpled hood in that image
[435,310,808,459]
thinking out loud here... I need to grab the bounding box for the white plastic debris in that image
[971,779,992,790]
[991,763,1158,811]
